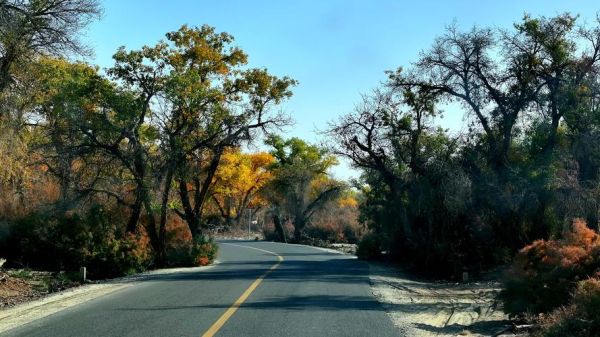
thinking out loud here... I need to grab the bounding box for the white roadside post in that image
[247,208,252,240]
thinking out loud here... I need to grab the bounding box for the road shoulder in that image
[0,264,217,335]
[368,262,515,337]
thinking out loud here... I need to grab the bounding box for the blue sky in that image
[84,1,600,179]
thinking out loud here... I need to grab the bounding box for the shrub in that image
[303,200,364,244]
[165,235,218,267]
[164,215,194,266]
[534,278,600,337]
[1,205,153,279]
[4,211,91,270]
[356,232,382,260]
[89,231,153,278]
[262,222,279,241]
[342,223,362,244]
[304,222,344,243]
[500,219,600,316]
[191,236,218,266]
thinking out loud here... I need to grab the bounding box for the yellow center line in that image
[201,244,283,337]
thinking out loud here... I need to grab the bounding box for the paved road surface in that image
[3,241,399,337]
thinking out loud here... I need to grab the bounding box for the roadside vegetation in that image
[330,12,600,336]
[2,1,600,335]
[0,0,355,282]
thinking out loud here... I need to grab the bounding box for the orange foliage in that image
[565,218,599,246]
[165,215,192,248]
[197,256,210,266]
[0,177,60,219]
[502,218,600,315]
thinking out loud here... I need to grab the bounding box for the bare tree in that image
[0,0,101,93]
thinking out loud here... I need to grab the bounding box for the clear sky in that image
[84,0,600,180]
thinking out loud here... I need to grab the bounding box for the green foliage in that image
[534,278,600,337]
[265,136,345,241]
[0,22,296,270]
[1,205,153,279]
[165,236,218,267]
[0,0,101,94]
[328,13,600,280]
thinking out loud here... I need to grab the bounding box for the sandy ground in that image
[369,263,516,337]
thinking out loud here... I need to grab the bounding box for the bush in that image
[356,233,382,260]
[304,222,344,243]
[1,205,153,279]
[303,200,364,244]
[88,231,153,278]
[165,235,218,267]
[534,278,600,337]
[500,219,600,316]
[192,236,218,265]
[342,223,361,244]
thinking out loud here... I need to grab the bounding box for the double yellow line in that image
[201,244,283,337]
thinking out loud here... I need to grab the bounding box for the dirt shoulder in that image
[369,263,516,337]
[0,270,81,309]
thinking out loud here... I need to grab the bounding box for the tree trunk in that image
[157,164,175,265]
[177,147,224,238]
[293,216,305,243]
[126,191,143,232]
[179,178,201,237]
[273,214,287,243]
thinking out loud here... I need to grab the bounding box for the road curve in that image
[2,241,399,337]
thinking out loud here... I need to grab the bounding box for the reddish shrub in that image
[501,218,600,316]
[165,216,192,247]
[303,201,364,244]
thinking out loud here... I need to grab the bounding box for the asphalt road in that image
[3,241,399,337]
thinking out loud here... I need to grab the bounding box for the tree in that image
[266,136,344,242]
[0,0,101,95]
[211,149,274,226]
[29,57,108,208]
[329,88,473,275]
[57,24,296,262]
[152,25,296,238]
[328,13,600,277]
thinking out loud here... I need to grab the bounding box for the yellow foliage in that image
[211,148,275,218]
[338,196,358,208]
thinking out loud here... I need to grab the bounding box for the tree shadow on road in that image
[115,294,386,312]
[122,258,371,287]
